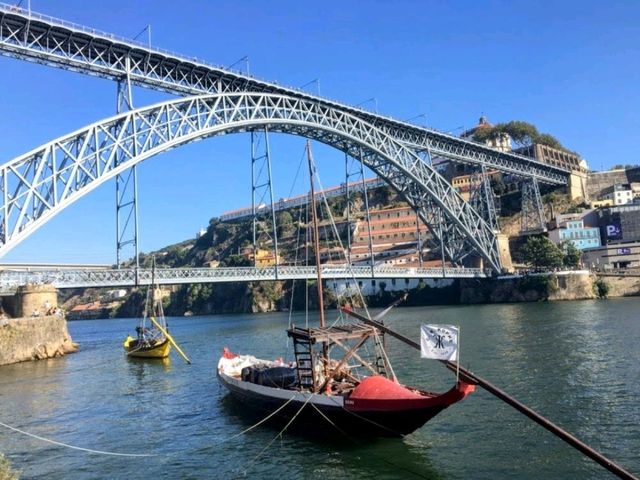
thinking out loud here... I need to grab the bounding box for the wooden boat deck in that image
[287,323,380,344]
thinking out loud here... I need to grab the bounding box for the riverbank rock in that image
[0,315,79,366]
[548,272,597,301]
[460,272,597,304]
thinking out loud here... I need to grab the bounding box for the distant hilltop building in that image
[513,143,587,173]
[348,206,432,267]
[587,167,640,202]
[450,169,501,201]
[547,213,601,251]
[582,204,640,269]
[461,116,587,173]
[459,116,589,200]
[461,116,512,152]
[219,177,386,223]
[598,184,634,206]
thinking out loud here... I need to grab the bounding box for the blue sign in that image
[617,247,631,255]
[606,223,623,240]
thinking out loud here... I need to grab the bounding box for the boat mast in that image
[306,140,325,328]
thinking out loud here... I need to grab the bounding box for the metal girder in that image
[0,4,570,185]
[251,128,279,271]
[115,68,140,273]
[469,167,500,232]
[521,177,547,234]
[344,149,375,267]
[0,92,503,271]
[0,265,488,292]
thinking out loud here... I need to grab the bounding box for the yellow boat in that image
[123,257,191,364]
[123,334,171,359]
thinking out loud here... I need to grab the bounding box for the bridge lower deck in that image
[0,265,488,292]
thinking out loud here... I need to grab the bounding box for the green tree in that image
[277,210,294,238]
[536,133,564,150]
[561,241,582,268]
[519,236,564,269]
[473,120,569,153]
[277,210,293,226]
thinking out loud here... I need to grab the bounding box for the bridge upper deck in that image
[0,3,569,184]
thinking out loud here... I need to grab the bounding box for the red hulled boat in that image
[217,341,474,437]
[217,140,474,437]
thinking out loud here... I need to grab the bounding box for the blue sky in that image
[0,0,638,264]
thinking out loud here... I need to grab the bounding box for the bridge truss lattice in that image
[0,4,570,184]
[0,93,503,270]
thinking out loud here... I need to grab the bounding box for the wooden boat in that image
[123,257,172,360]
[123,334,171,359]
[217,141,474,437]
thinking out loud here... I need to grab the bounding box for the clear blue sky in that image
[0,0,638,264]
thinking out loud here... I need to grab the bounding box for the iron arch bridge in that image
[0,4,570,184]
[0,92,502,271]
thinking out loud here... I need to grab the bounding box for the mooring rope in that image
[0,420,156,457]
[310,403,432,480]
[242,393,314,476]
[309,402,349,438]
[0,393,297,460]
[220,395,297,444]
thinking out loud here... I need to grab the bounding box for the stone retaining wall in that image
[0,315,78,366]
[460,272,597,303]
[596,275,640,298]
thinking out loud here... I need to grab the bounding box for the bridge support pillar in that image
[496,233,514,273]
[5,284,58,318]
[568,171,588,201]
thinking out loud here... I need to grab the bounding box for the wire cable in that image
[0,419,156,457]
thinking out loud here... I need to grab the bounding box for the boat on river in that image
[123,258,190,363]
[217,141,474,437]
[123,277,171,359]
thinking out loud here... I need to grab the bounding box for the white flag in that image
[420,324,459,361]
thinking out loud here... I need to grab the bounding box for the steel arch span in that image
[0,93,502,271]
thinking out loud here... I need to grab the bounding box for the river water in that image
[0,298,638,479]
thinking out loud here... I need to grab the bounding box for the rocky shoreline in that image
[0,315,78,366]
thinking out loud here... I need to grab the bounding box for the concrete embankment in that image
[0,315,78,366]
[461,271,640,304]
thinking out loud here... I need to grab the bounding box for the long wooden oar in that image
[341,307,638,480]
[148,316,191,364]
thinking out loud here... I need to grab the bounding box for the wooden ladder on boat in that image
[374,333,388,377]
[292,337,316,392]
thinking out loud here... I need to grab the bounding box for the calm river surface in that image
[1,298,639,479]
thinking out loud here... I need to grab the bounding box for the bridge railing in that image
[0,265,489,292]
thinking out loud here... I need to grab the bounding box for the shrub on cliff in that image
[593,278,609,299]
